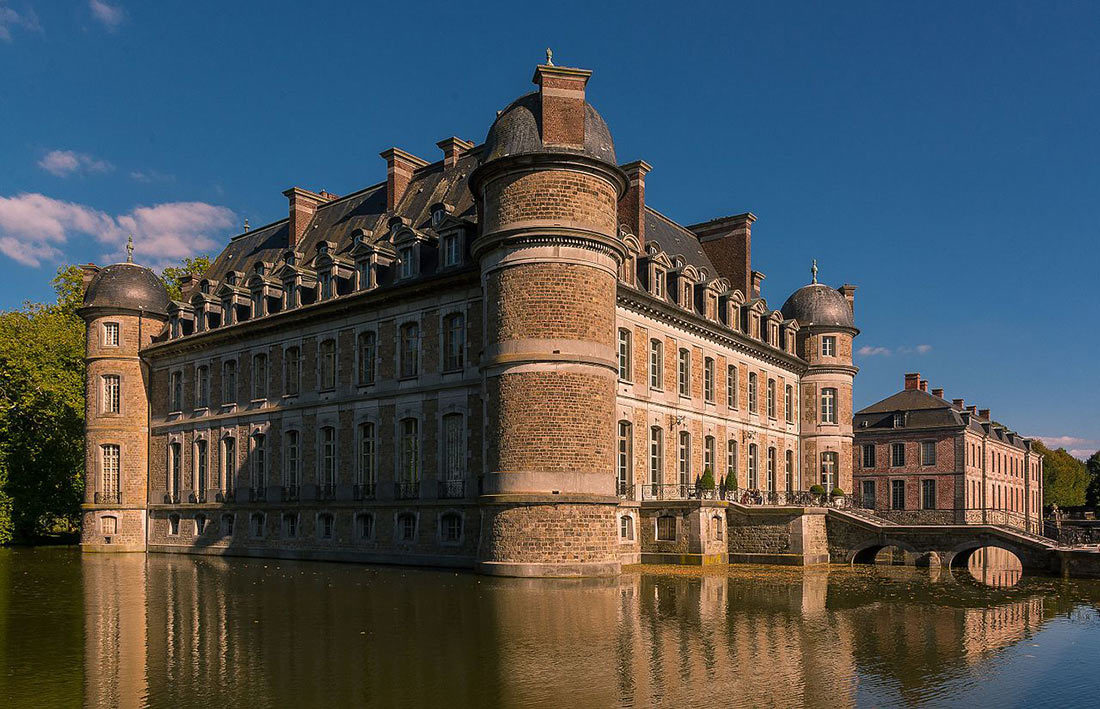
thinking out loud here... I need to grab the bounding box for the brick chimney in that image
[979,408,991,420]
[968,405,978,415]
[932,387,944,398]
[751,271,766,299]
[282,187,326,248]
[952,398,965,409]
[690,213,756,298]
[838,284,857,316]
[532,63,591,149]
[918,379,928,392]
[436,137,474,169]
[380,148,429,212]
[617,160,652,241]
[904,372,921,390]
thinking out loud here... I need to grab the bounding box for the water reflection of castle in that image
[82,556,1048,707]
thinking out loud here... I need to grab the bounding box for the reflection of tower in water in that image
[82,554,148,709]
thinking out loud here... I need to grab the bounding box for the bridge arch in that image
[946,539,1024,570]
[848,538,920,566]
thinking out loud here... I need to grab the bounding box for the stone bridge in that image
[824,508,1100,576]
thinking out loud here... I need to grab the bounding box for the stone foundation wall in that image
[479,502,618,572]
[81,509,145,551]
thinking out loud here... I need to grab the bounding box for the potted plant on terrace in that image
[700,466,716,499]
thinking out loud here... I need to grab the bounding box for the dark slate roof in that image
[855,388,1029,448]
[645,208,717,277]
[482,92,616,165]
[200,149,482,286]
[82,262,170,315]
[858,389,951,414]
[780,283,854,329]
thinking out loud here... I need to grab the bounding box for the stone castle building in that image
[853,373,1043,533]
[78,59,860,576]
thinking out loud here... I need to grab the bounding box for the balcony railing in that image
[281,485,300,502]
[438,479,465,499]
[353,482,376,501]
[248,487,267,503]
[163,493,179,504]
[318,483,336,500]
[617,481,635,499]
[394,481,420,500]
[94,491,122,504]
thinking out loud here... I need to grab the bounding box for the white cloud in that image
[0,192,234,268]
[859,344,933,357]
[88,0,124,30]
[1069,449,1096,461]
[38,149,113,177]
[130,169,174,183]
[916,344,933,354]
[857,346,891,357]
[0,5,41,42]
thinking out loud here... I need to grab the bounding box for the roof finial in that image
[126,234,134,263]
[243,218,250,233]
[546,47,553,66]
[811,258,818,284]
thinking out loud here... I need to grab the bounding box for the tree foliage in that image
[1033,440,1089,508]
[1086,451,1100,508]
[160,255,213,301]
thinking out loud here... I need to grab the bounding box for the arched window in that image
[220,513,235,536]
[319,339,336,390]
[196,365,209,408]
[168,442,181,503]
[222,359,237,404]
[711,515,723,541]
[102,374,121,414]
[168,514,180,535]
[399,323,419,378]
[195,439,208,500]
[170,371,183,411]
[766,446,777,492]
[441,413,465,498]
[252,353,268,400]
[320,426,337,493]
[284,346,300,395]
[282,512,298,538]
[821,388,838,424]
[284,431,300,489]
[396,512,417,542]
[318,513,334,540]
[442,313,465,371]
[620,514,634,541]
[748,444,758,489]
[357,422,376,497]
[101,444,120,502]
[356,512,374,540]
[649,426,663,495]
[250,433,266,493]
[617,421,632,497]
[440,512,463,543]
[678,431,691,493]
[195,514,207,535]
[357,331,376,385]
[101,516,118,536]
[220,437,235,493]
[250,512,265,538]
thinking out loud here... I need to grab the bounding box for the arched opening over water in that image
[850,540,918,566]
[953,545,1024,588]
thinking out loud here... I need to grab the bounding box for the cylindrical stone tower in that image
[78,256,169,552]
[780,269,859,496]
[469,61,628,577]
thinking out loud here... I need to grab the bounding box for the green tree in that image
[1033,441,1089,508]
[160,255,213,301]
[1085,450,1100,508]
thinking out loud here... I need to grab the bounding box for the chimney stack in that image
[380,148,429,212]
[838,284,857,316]
[532,62,591,149]
[751,270,766,299]
[436,137,474,169]
[283,187,327,248]
[919,379,928,392]
[690,213,756,298]
[617,160,652,241]
[952,398,965,409]
[932,388,944,398]
[904,372,921,390]
[968,405,978,415]
[979,408,991,420]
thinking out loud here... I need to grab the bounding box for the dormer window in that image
[284,283,298,310]
[652,269,665,299]
[431,208,445,229]
[893,412,904,428]
[252,290,265,318]
[441,232,461,267]
[399,246,416,279]
[681,282,693,311]
[319,271,333,300]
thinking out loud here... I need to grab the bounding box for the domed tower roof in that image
[482,91,616,165]
[82,262,170,316]
[781,263,856,330]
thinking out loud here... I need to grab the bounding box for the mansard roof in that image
[856,388,1030,449]
[644,208,717,276]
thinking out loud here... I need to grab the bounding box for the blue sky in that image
[1,1,1097,457]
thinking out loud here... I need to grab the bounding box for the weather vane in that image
[811,258,818,284]
[243,218,250,233]
[546,47,553,66]
[126,235,134,263]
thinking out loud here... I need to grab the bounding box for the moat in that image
[3,549,1100,708]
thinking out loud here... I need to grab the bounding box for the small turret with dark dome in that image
[481,91,617,165]
[780,260,856,331]
[80,237,170,316]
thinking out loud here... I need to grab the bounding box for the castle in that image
[77,59,860,576]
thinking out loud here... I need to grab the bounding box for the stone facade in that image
[78,60,861,576]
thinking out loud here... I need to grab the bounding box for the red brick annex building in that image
[77,59,865,576]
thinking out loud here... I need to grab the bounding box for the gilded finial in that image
[126,235,134,263]
[811,259,818,284]
[546,47,553,66]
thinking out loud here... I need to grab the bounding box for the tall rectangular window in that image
[222,360,237,404]
[103,322,120,347]
[319,339,336,390]
[442,414,464,481]
[284,347,300,395]
[921,441,936,466]
[785,385,793,423]
[400,418,420,483]
[704,358,714,402]
[399,323,419,378]
[649,340,663,389]
[320,427,336,488]
[170,371,182,412]
[357,423,376,494]
[195,366,209,408]
[649,427,663,491]
[168,442,181,500]
[250,434,266,490]
[727,439,738,482]
[618,329,632,381]
[766,447,776,491]
[891,479,905,510]
[727,365,738,409]
[252,354,268,400]
[443,314,465,372]
[891,443,905,467]
[399,246,415,279]
[748,372,758,413]
[821,388,837,424]
[784,450,794,491]
[821,452,838,490]
[861,480,876,508]
[704,436,715,474]
[221,437,235,491]
[285,431,300,487]
[358,331,376,385]
[652,269,665,299]
[862,444,876,468]
[921,479,936,509]
[678,349,690,397]
[822,336,836,357]
[102,374,120,414]
[442,233,461,266]
[101,444,120,497]
[748,444,758,489]
[767,378,776,419]
[678,432,691,490]
[617,421,632,495]
[195,440,207,498]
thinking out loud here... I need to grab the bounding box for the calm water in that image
[2,548,1099,708]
